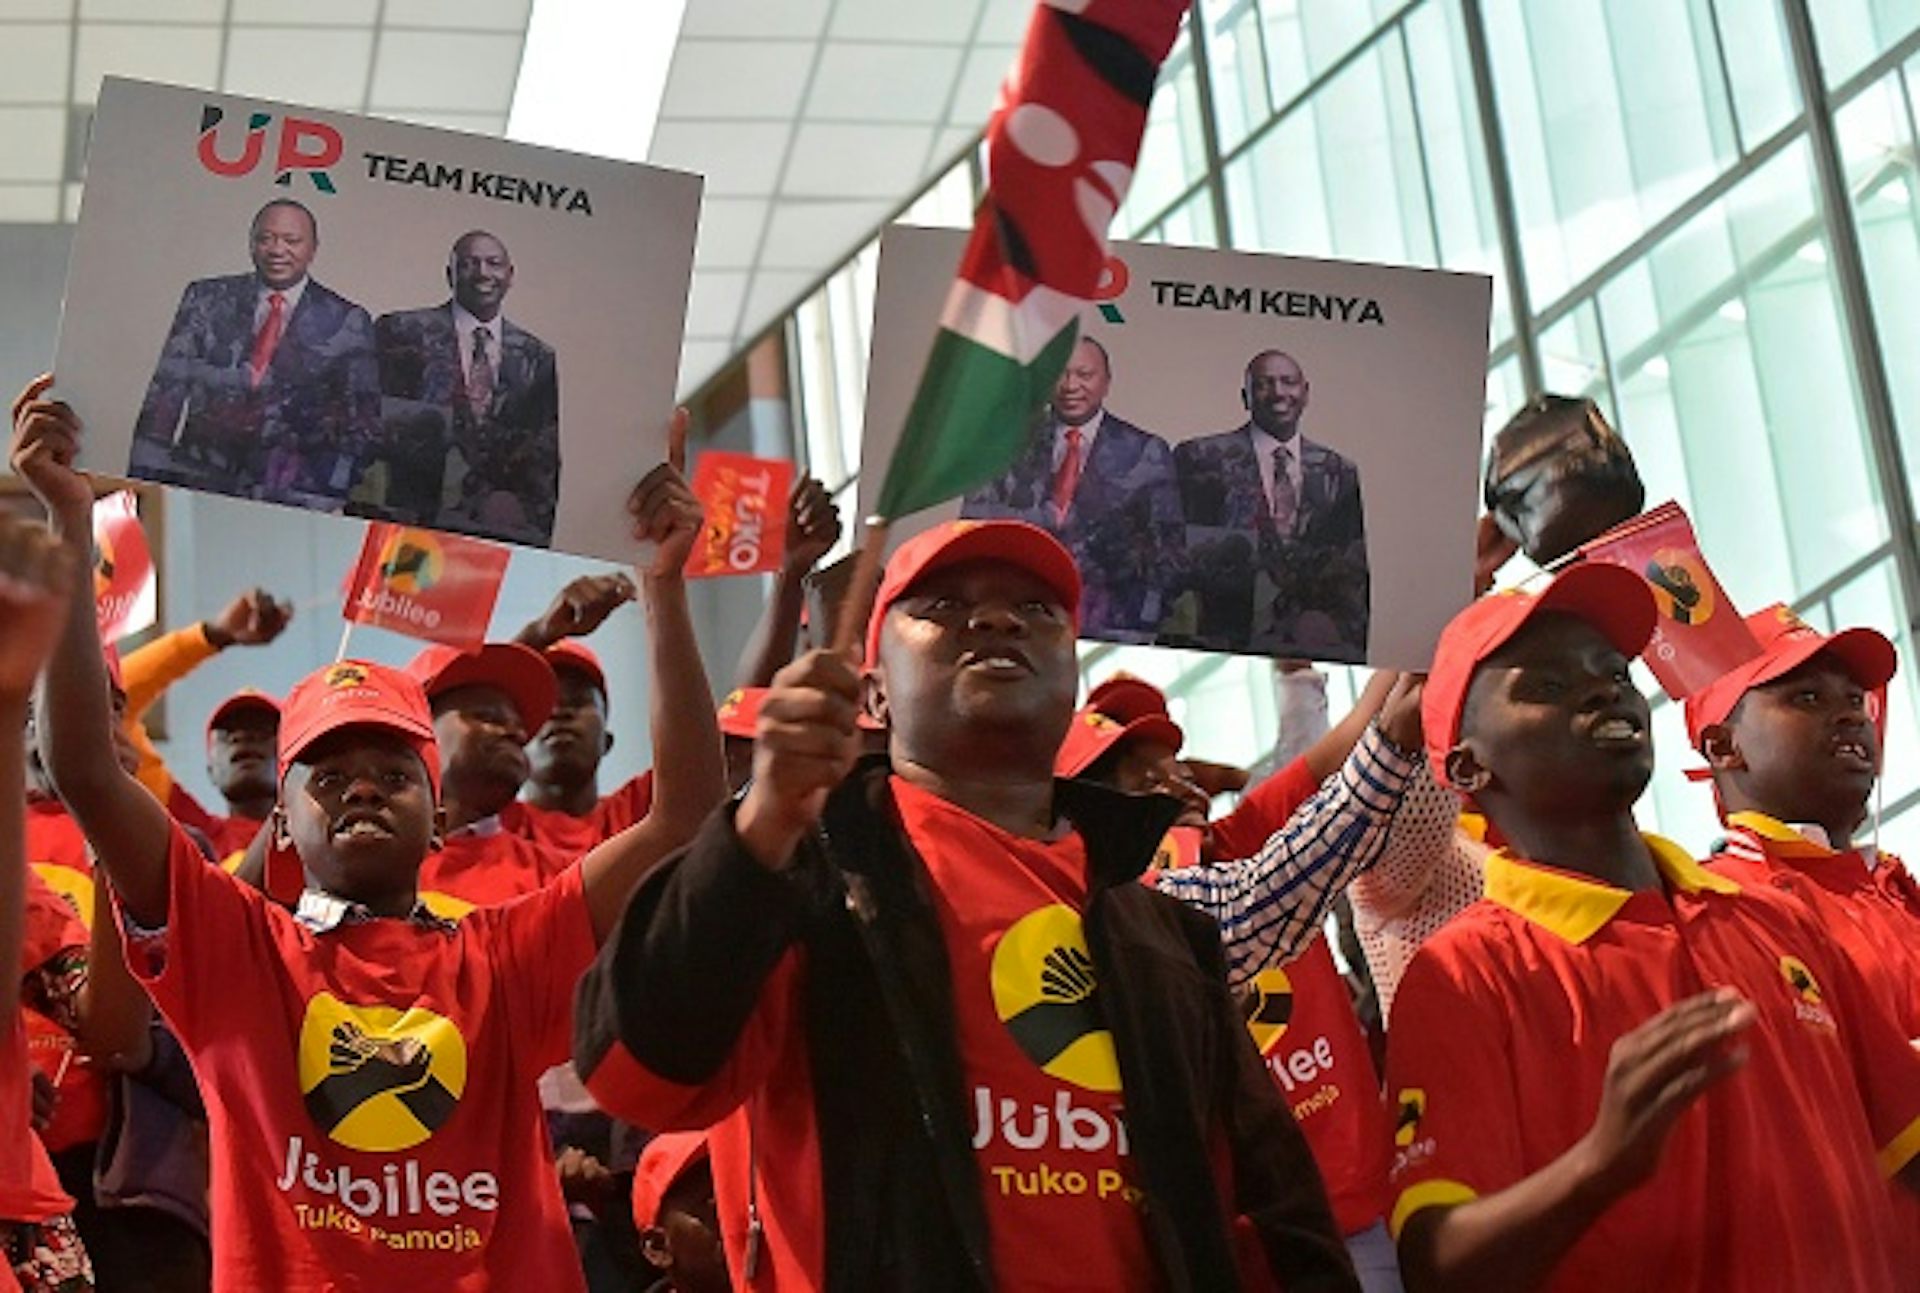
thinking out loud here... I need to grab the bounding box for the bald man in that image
[359,229,561,545]
[1174,350,1368,661]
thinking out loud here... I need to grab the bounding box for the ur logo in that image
[197,105,343,193]
[990,904,1121,1093]
[297,993,467,1152]
[1643,550,1715,626]
[1242,967,1295,1055]
[377,529,444,595]
[1394,1088,1426,1147]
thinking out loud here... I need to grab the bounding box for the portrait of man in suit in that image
[960,335,1182,639]
[355,229,560,546]
[1173,349,1369,661]
[128,198,379,509]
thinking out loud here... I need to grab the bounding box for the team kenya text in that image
[361,152,593,215]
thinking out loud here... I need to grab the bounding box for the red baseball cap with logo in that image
[1421,563,1658,781]
[1056,705,1185,778]
[631,1132,710,1231]
[278,660,440,795]
[544,640,607,704]
[205,688,281,741]
[865,520,1081,666]
[1682,604,1896,752]
[406,642,557,736]
[1086,673,1172,724]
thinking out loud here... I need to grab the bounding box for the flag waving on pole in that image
[1579,500,1761,697]
[870,0,1192,522]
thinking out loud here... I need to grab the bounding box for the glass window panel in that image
[1199,0,1273,154]
[1257,0,1412,109]
[1839,63,1920,520]
[1711,0,1800,143]
[1118,28,1211,235]
[1485,0,1742,301]
[1812,0,1920,89]
[1405,0,1513,343]
[1223,35,1434,265]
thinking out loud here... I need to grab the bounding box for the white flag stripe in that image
[936,279,1083,364]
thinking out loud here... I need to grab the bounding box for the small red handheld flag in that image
[685,452,795,579]
[1579,501,1760,698]
[92,490,155,642]
[342,523,510,650]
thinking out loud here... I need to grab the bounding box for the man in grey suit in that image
[356,229,560,546]
[1173,350,1369,661]
[961,335,1182,639]
[130,199,379,509]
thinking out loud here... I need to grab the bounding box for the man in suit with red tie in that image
[960,335,1182,639]
[358,230,561,547]
[1174,350,1369,661]
[130,199,380,509]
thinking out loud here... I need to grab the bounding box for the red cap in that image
[866,520,1080,666]
[544,640,607,703]
[1056,705,1185,778]
[406,642,557,736]
[205,688,281,741]
[278,661,440,795]
[631,1132,710,1231]
[1421,563,1658,780]
[1085,673,1171,724]
[1683,604,1897,752]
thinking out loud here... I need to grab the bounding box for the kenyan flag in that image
[872,0,1191,522]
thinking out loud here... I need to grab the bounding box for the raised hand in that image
[1577,989,1754,1195]
[783,476,843,575]
[205,586,294,649]
[517,573,637,649]
[1377,672,1425,754]
[0,512,78,699]
[736,647,864,868]
[9,376,93,530]
[627,408,706,581]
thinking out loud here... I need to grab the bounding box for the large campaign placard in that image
[858,225,1493,669]
[55,77,701,563]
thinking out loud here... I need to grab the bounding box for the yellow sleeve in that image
[121,623,219,802]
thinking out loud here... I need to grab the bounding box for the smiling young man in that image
[14,377,726,1291]
[576,519,1358,1292]
[1386,567,1920,1293]
[1689,606,1920,1035]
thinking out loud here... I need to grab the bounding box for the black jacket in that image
[575,758,1356,1292]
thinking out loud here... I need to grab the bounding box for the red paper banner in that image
[92,490,155,642]
[1580,501,1761,698]
[342,523,510,649]
[685,452,794,579]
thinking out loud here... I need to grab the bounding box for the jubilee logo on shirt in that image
[976,904,1139,1206]
[276,994,497,1255]
[1246,966,1344,1125]
[1780,955,1837,1032]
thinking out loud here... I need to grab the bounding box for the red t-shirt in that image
[417,824,571,920]
[124,820,598,1292]
[1245,943,1392,1235]
[0,1013,70,1226]
[1386,836,1920,1293]
[1200,754,1393,1236]
[1708,813,1920,1037]
[500,772,654,860]
[891,777,1155,1292]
